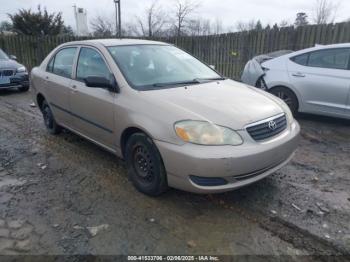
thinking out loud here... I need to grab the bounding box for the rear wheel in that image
[41,100,62,134]
[125,133,168,196]
[270,86,299,115]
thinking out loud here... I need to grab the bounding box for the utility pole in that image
[113,0,121,38]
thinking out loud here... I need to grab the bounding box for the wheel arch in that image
[120,126,154,159]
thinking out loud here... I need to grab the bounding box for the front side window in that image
[108,45,220,90]
[308,49,350,70]
[50,47,77,78]
[76,47,110,81]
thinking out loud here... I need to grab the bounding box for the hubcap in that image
[276,91,292,107]
[133,145,154,183]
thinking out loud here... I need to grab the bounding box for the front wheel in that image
[41,100,62,135]
[125,133,168,196]
[270,87,299,115]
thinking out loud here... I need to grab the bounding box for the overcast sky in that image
[1,0,348,32]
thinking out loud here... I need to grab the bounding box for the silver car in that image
[31,39,300,196]
[241,44,350,119]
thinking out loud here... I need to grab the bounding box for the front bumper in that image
[155,120,300,194]
[0,73,29,89]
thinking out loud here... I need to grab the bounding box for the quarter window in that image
[76,47,110,81]
[47,47,77,78]
[47,57,54,72]
[290,53,308,66]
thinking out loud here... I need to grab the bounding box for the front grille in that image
[0,69,15,77]
[246,114,287,141]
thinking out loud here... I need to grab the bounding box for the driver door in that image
[69,46,117,149]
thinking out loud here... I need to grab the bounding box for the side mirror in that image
[10,55,17,61]
[84,74,120,93]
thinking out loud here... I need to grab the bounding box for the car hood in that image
[0,59,21,69]
[143,79,284,130]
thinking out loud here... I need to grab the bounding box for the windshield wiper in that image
[152,79,201,88]
[194,77,227,82]
[151,77,226,88]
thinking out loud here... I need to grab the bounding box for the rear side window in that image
[290,48,350,70]
[48,47,77,78]
[76,47,110,81]
[308,49,350,70]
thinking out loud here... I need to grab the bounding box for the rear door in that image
[44,47,78,126]
[69,46,116,148]
[288,48,350,116]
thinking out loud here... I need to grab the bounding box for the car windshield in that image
[0,49,9,60]
[107,45,221,90]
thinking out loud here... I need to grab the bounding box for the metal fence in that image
[1,22,350,80]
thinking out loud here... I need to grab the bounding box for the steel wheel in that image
[41,100,62,134]
[132,145,155,184]
[125,133,168,196]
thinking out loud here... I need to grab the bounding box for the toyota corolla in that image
[30,39,300,196]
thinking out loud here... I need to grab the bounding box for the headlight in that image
[174,120,243,146]
[16,66,27,73]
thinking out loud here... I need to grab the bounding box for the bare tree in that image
[0,21,13,32]
[279,20,290,28]
[90,16,114,37]
[236,20,257,32]
[213,18,223,34]
[136,1,168,37]
[172,0,200,36]
[187,18,211,36]
[313,0,339,24]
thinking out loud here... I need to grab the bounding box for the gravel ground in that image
[0,90,349,259]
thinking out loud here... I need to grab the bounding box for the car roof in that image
[61,38,170,47]
[288,43,350,56]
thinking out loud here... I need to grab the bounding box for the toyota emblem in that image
[268,120,277,130]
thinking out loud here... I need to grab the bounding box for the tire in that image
[270,86,299,115]
[125,133,168,196]
[18,86,29,92]
[41,100,62,135]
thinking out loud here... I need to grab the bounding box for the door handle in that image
[292,72,305,77]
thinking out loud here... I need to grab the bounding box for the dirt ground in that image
[0,90,349,259]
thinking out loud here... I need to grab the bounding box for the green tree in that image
[62,25,74,36]
[294,12,308,27]
[255,20,263,30]
[8,5,66,36]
